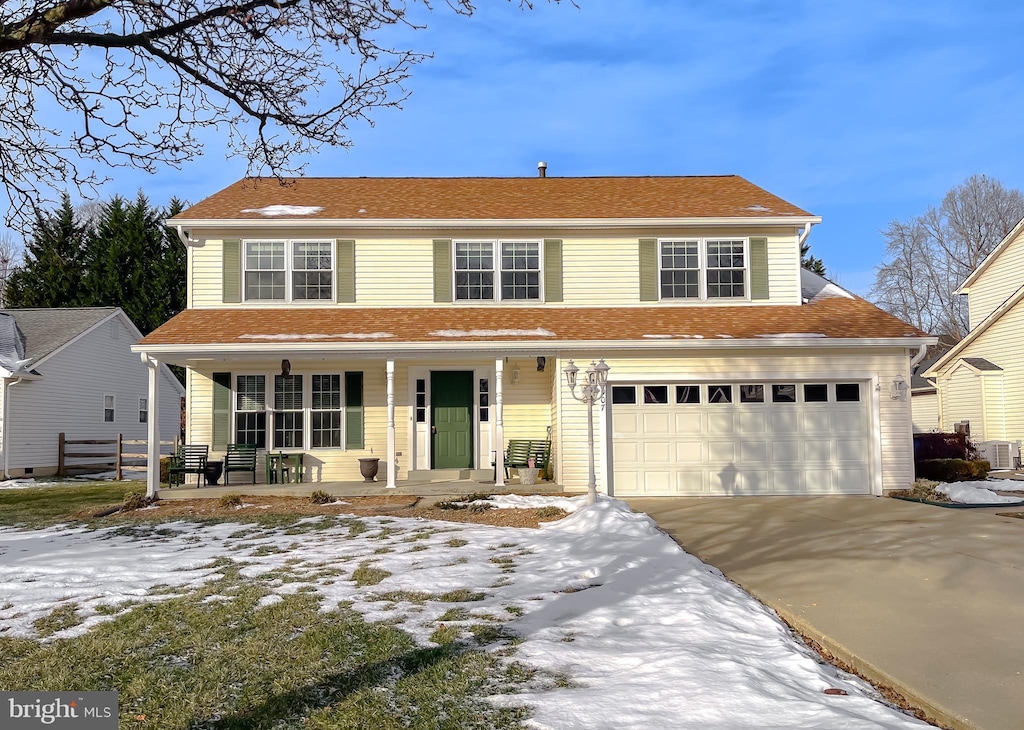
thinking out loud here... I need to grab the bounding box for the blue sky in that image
[20,0,1024,295]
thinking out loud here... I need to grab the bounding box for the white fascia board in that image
[923,283,1024,378]
[956,215,1024,293]
[132,335,936,358]
[168,215,822,238]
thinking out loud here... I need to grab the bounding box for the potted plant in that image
[519,456,539,486]
[358,457,380,482]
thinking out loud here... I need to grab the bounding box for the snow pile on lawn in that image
[485,494,584,512]
[935,482,1024,504]
[0,478,66,490]
[959,479,1024,492]
[0,497,928,728]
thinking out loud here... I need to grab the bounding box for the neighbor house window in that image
[244,240,332,301]
[274,375,303,448]
[235,375,267,446]
[103,395,115,422]
[310,375,342,448]
[660,239,748,300]
[139,398,148,423]
[455,240,542,301]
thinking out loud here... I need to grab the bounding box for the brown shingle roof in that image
[140,298,924,349]
[173,176,813,222]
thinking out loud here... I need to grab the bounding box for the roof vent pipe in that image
[537,161,547,178]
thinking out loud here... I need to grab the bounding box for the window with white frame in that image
[311,375,342,448]
[274,374,304,448]
[660,240,700,299]
[235,375,267,446]
[244,240,333,301]
[455,240,541,301]
[659,238,748,300]
[139,397,148,423]
[103,395,115,422]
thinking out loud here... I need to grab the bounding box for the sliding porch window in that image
[311,375,343,448]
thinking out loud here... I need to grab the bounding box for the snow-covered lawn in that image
[0,496,929,729]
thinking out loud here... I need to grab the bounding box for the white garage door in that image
[611,381,871,496]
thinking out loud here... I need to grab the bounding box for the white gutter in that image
[174,225,199,247]
[166,215,823,239]
[133,335,938,358]
[910,343,928,369]
[796,221,813,248]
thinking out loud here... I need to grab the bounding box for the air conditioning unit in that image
[977,441,1022,470]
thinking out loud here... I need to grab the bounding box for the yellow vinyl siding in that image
[911,391,939,433]
[966,229,1024,331]
[940,366,985,439]
[189,227,804,307]
[939,303,1024,444]
[500,363,554,441]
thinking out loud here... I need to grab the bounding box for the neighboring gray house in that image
[0,308,184,478]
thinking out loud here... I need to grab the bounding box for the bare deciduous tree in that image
[1,0,558,227]
[871,175,1024,338]
[0,233,20,307]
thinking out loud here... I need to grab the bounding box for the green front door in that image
[431,371,473,469]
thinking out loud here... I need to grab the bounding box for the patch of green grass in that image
[407,545,430,553]
[348,520,368,537]
[32,604,83,638]
[438,589,486,603]
[503,605,524,617]
[437,608,472,622]
[0,482,129,528]
[429,624,460,646]
[469,624,514,645]
[533,506,566,521]
[351,561,392,587]
[445,538,469,548]
[0,569,532,729]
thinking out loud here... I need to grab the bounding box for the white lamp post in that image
[564,358,610,505]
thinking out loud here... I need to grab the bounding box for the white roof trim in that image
[957,215,1024,293]
[923,283,1024,378]
[167,215,822,241]
[133,335,935,358]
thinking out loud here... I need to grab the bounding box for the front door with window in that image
[431,371,473,469]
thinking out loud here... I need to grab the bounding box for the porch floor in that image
[156,478,564,501]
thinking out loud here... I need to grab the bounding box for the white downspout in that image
[910,343,928,369]
[2,377,22,479]
[797,222,813,249]
[174,225,199,247]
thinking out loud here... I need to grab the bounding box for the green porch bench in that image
[502,439,551,479]
[224,443,258,485]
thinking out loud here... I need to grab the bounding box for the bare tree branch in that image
[0,0,561,228]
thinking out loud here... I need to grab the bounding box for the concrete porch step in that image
[405,468,501,484]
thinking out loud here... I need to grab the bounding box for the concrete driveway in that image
[626,496,1024,730]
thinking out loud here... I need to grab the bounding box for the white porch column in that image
[142,354,161,500]
[495,359,505,487]
[386,359,397,488]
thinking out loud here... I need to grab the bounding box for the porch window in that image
[274,375,303,448]
[479,378,489,422]
[311,375,342,447]
[235,375,267,445]
[415,379,427,423]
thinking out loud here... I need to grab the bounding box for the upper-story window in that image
[660,238,747,300]
[454,240,541,301]
[244,240,333,302]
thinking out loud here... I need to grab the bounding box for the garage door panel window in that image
[739,384,764,403]
[612,386,637,405]
[708,385,732,403]
[836,383,861,402]
[803,384,828,402]
[676,385,701,404]
[643,385,669,404]
[772,384,797,403]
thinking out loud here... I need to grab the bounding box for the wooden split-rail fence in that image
[57,433,179,480]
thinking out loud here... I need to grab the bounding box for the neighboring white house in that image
[134,174,934,498]
[923,217,1024,467]
[0,307,184,478]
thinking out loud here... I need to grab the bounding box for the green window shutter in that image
[639,238,659,301]
[749,237,769,300]
[335,239,356,303]
[433,239,452,303]
[345,371,364,450]
[543,239,563,302]
[222,239,241,303]
[213,372,232,450]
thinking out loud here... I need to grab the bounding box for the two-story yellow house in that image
[134,174,932,498]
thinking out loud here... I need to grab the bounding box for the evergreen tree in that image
[800,241,827,276]
[6,194,89,307]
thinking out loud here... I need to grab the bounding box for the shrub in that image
[159,456,171,484]
[122,492,151,511]
[913,432,978,461]
[310,490,334,505]
[534,506,567,521]
[915,459,990,482]
[219,493,243,508]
